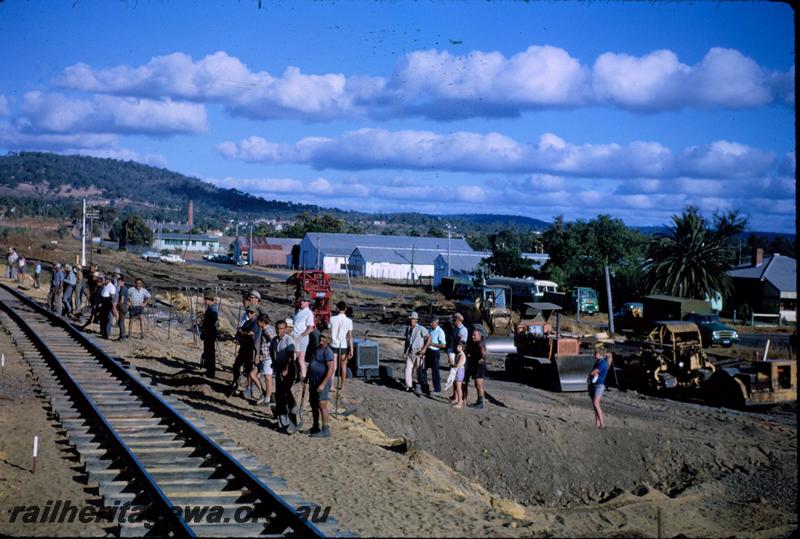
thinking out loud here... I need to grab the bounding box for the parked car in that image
[159,254,185,264]
[684,313,739,347]
[235,258,249,266]
[141,251,161,261]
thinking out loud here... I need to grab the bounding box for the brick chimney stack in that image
[188,200,194,227]
[751,247,764,266]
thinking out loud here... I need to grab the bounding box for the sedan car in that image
[159,253,185,264]
[684,313,739,347]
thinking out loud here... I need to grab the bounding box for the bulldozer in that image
[503,302,598,391]
[616,321,715,391]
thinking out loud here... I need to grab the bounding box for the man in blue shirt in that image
[307,333,336,438]
[420,318,446,395]
[588,344,610,429]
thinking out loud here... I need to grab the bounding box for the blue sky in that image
[0,0,795,232]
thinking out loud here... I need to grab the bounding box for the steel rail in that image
[0,283,327,537]
[0,285,193,536]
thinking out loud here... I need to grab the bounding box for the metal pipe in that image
[605,265,615,335]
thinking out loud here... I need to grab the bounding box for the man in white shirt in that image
[99,274,116,339]
[329,301,354,386]
[292,297,315,380]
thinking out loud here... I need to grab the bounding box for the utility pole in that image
[576,287,581,324]
[248,224,253,265]
[446,224,452,277]
[81,198,87,267]
[316,233,321,271]
[605,265,615,335]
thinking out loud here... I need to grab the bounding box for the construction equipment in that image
[504,303,597,391]
[705,358,796,408]
[286,270,332,329]
[616,321,715,391]
[455,284,514,337]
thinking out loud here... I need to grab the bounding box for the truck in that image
[542,287,600,315]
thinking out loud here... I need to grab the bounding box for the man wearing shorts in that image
[329,301,353,387]
[588,345,610,429]
[464,328,488,409]
[292,297,315,380]
[307,333,335,438]
[127,278,151,339]
[446,313,469,398]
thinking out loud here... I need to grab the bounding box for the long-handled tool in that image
[295,379,307,431]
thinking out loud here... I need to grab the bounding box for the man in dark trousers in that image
[271,319,298,433]
[201,291,218,377]
[229,306,260,397]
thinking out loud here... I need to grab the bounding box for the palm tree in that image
[642,206,747,299]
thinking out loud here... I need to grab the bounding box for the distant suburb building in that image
[298,233,473,275]
[153,233,221,254]
[433,251,550,287]
[231,236,301,267]
[727,249,796,323]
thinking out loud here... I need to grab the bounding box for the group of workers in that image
[403,311,488,409]
[3,249,611,431]
[201,289,354,438]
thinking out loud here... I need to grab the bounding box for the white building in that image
[298,233,473,275]
[350,246,477,280]
[153,233,221,254]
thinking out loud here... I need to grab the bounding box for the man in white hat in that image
[61,264,78,316]
[403,312,430,395]
[292,297,315,381]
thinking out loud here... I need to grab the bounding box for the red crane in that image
[286,270,332,329]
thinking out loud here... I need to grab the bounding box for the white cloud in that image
[592,47,780,110]
[0,95,9,117]
[200,170,794,232]
[0,122,167,167]
[218,128,777,180]
[0,122,118,150]
[53,46,793,122]
[16,91,208,135]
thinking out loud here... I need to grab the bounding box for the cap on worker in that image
[285,317,294,327]
[64,264,72,271]
[203,290,215,300]
[249,290,261,300]
[299,297,311,304]
[453,313,464,321]
[409,311,419,320]
[246,306,258,314]
[113,267,122,276]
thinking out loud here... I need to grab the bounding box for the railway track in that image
[0,283,343,537]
